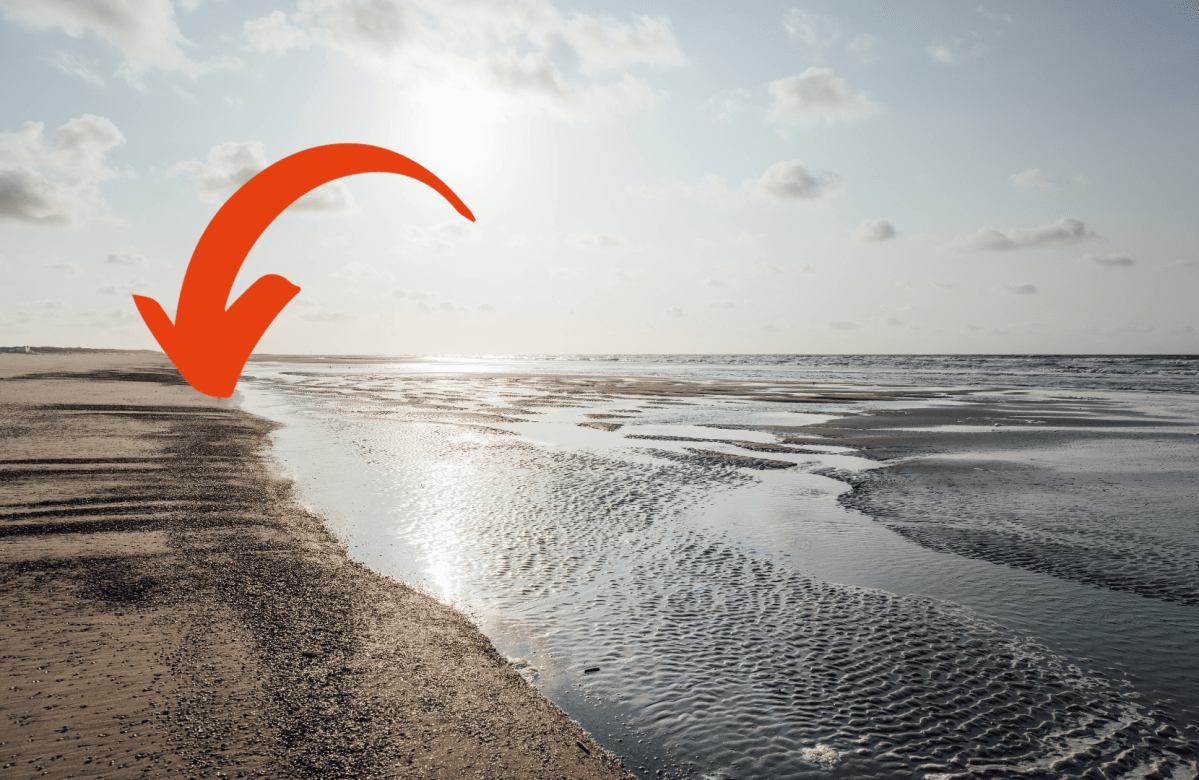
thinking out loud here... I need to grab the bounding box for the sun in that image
[408,84,504,173]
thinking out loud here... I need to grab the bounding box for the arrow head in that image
[133,274,300,398]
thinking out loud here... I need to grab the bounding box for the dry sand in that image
[0,352,633,780]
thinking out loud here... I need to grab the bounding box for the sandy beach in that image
[0,352,632,780]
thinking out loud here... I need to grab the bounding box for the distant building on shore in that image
[0,346,32,353]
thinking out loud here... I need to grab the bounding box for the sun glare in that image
[409,85,503,172]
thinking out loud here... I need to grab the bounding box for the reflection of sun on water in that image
[407,447,482,603]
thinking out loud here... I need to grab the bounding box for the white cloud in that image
[664,307,683,318]
[0,114,124,227]
[1082,254,1135,267]
[242,1,666,122]
[885,317,904,326]
[709,300,736,309]
[846,33,880,63]
[1009,168,1056,188]
[782,8,839,51]
[1166,260,1196,269]
[977,5,1014,24]
[97,277,149,295]
[562,14,684,73]
[103,245,146,265]
[243,9,310,55]
[701,277,723,287]
[0,0,234,83]
[755,160,845,203]
[926,39,989,65]
[39,258,80,274]
[703,87,751,123]
[394,289,439,300]
[1004,283,1038,294]
[44,49,105,85]
[567,231,627,249]
[478,303,496,312]
[766,68,882,126]
[858,218,896,242]
[951,217,1101,252]
[828,320,858,330]
[486,51,659,120]
[172,140,357,214]
[401,221,476,254]
[292,300,357,322]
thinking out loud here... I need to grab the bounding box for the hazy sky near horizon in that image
[2,0,1197,354]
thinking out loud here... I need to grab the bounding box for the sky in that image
[2,0,1197,355]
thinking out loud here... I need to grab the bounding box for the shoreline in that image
[1,353,632,780]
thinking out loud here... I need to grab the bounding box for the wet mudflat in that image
[238,360,1199,780]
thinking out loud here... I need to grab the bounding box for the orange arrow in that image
[134,144,474,398]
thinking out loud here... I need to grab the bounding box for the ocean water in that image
[234,355,1199,780]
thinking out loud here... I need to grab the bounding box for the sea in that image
[234,355,1199,780]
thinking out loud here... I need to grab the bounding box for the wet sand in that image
[0,353,632,780]
[234,362,1199,779]
[767,394,1199,607]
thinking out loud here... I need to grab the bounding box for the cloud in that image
[568,231,627,249]
[0,114,124,226]
[172,141,356,214]
[846,33,880,63]
[703,87,751,123]
[951,217,1101,252]
[44,49,105,85]
[103,245,147,265]
[828,320,858,330]
[243,10,311,55]
[926,39,989,65]
[397,291,466,314]
[709,300,736,309]
[885,317,905,326]
[401,221,477,254]
[1009,168,1056,188]
[782,8,840,51]
[977,5,1014,24]
[563,14,684,73]
[664,307,683,318]
[486,51,659,120]
[97,278,150,295]
[631,160,844,208]
[478,303,496,312]
[701,277,723,287]
[755,160,845,202]
[242,1,666,122]
[766,68,882,126]
[394,289,439,300]
[39,258,80,274]
[858,218,896,242]
[1004,283,1038,294]
[0,0,234,83]
[1166,260,1196,269]
[1082,254,1135,267]
[291,300,357,322]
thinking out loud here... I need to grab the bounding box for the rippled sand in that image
[238,365,1199,780]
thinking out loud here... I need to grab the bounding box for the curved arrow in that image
[134,143,474,398]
